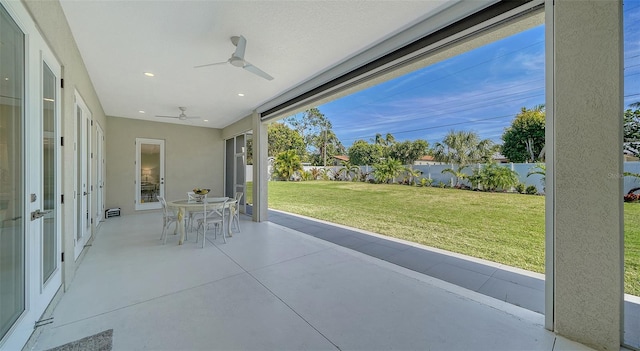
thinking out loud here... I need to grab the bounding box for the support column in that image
[252,111,268,222]
[549,1,623,350]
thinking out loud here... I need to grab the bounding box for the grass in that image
[265,181,640,296]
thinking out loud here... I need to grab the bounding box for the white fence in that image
[249,162,640,195]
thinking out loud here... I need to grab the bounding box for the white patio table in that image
[167,197,229,245]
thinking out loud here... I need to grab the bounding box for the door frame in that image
[73,91,92,260]
[95,123,105,226]
[135,138,165,210]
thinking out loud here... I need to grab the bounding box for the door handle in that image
[30,209,51,221]
[83,192,88,196]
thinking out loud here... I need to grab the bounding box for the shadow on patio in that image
[30,212,595,350]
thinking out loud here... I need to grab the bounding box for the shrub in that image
[525,185,538,195]
[469,163,519,191]
[624,193,640,202]
[515,183,526,194]
[420,177,434,187]
[274,150,302,181]
[300,170,313,181]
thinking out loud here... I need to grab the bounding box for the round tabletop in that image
[169,197,229,207]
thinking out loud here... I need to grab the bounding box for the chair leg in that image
[219,222,226,244]
[201,222,207,248]
[162,223,170,245]
[233,213,240,233]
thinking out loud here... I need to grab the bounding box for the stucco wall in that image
[23,0,107,288]
[551,1,623,350]
[106,117,224,215]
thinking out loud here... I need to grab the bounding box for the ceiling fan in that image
[156,107,199,121]
[195,35,274,81]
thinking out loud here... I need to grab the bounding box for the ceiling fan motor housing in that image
[230,56,244,67]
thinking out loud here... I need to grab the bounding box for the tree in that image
[501,106,545,163]
[285,108,344,166]
[373,133,396,147]
[373,158,403,184]
[267,122,307,160]
[348,139,384,166]
[441,165,469,187]
[432,130,495,170]
[527,163,546,190]
[274,150,302,181]
[624,103,640,157]
[338,160,360,181]
[308,129,345,166]
[388,139,429,166]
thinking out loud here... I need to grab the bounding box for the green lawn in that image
[266,181,640,296]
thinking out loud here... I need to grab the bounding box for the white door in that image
[0,1,62,349]
[74,92,91,260]
[95,124,104,225]
[135,138,164,210]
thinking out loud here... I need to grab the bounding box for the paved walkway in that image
[267,209,545,313]
[265,209,639,347]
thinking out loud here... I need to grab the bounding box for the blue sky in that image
[298,3,640,149]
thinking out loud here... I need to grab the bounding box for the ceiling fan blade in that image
[155,115,179,118]
[234,35,247,59]
[243,62,274,81]
[194,61,228,69]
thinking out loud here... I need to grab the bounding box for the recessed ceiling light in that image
[237,93,245,97]
[203,119,209,122]
[138,110,145,114]
[143,72,155,77]
[4,77,8,81]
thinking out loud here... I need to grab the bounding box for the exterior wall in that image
[106,117,224,215]
[22,0,107,289]
[222,114,252,140]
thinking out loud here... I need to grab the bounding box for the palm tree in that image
[402,167,422,185]
[338,161,360,181]
[441,165,469,187]
[433,130,495,168]
[274,150,302,181]
[526,163,546,188]
[373,158,403,184]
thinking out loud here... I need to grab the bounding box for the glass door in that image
[225,134,247,214]
[135,138,164,210]
[33,52,62,318]
[235,135,246,214]
[95,124,104,225]
[0,4,25,343]
[74,92,91,260]
[41,62,59,287]
[1,2,62,348]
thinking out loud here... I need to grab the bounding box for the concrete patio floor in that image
[26,211,602,351]
[268,209,640,349]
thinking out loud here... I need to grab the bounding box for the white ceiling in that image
[59,0,491,129]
